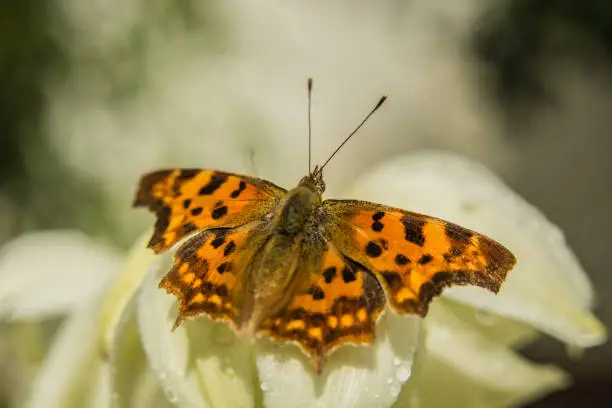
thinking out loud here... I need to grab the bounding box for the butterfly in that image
[134,80,516,373]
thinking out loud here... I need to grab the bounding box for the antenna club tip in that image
[375,95,388,109]
[307,77,313,90]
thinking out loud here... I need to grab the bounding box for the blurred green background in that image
[1,1,611,406]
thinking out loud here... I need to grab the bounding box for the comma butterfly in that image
[134,79,516,373]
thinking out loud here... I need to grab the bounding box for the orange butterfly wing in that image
[257,243,385,372]
[134,169,285,252]
[160,222,265,328]
[323,200,516,316]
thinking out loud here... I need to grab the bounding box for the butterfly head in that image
[300,165,326,193]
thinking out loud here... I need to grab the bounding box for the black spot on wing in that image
[365,241,382,258]
[395,253,410,266]
[190,207,203,216]
[223,241,236,256]
[342,267,357,283]
[199,174,228,195]
[177,169,200,180]
[182,222,197,235]
[182,198,192,209]
[372,211,385,221]
[217,262,231,274]
[380,271,403,291]
[210,235,225,249]
[401,216,425,246]
[371,212,385,232]
[418,254,433,265]
[211,205,228,220]
[323,267,337,284]
[445,224,473,244]
[309,286,325,300]
[230,181,247,199]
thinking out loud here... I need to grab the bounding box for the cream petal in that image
[392,314,569,408]
[136,257,208,408]
[26,297,111,408]
[344,151,606,348]
[255,312,422,408]
[427,299,539,349]
[109,298,172,408]
[0,231,121,321]
[137,259,256,408]
[98,230,158,358]
[185,321,257,408]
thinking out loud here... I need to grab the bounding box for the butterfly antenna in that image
[307,77,313,174]
[318,95,387,173]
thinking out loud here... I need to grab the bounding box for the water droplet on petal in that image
[395,365,412,383]
[260,381,269,391]
[164,388,178,403]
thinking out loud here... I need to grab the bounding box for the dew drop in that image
[260,381,269,391]
[165,387,178,404]
[395,365,412,383]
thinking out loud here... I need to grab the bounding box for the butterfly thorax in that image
[278,181,322,235]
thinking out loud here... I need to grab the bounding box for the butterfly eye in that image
[315,177,326,193]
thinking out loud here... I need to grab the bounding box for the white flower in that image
[5,2,604,407]
[0,152,605,408]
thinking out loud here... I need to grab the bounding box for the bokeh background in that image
[0,0,610,406]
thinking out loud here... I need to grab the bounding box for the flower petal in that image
[98,230,158,358]
[110,297,172,408]
[0,231,121,321]
[344,151,606,348]
[26,297,111,408]
[136,256,207,408]
[255,312,422,408]
[137,258,257,408]
[427,299,539,349]
[392,312,570,408]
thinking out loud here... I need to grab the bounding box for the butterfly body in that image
[232,173,328,333]
[135,168,516,373]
